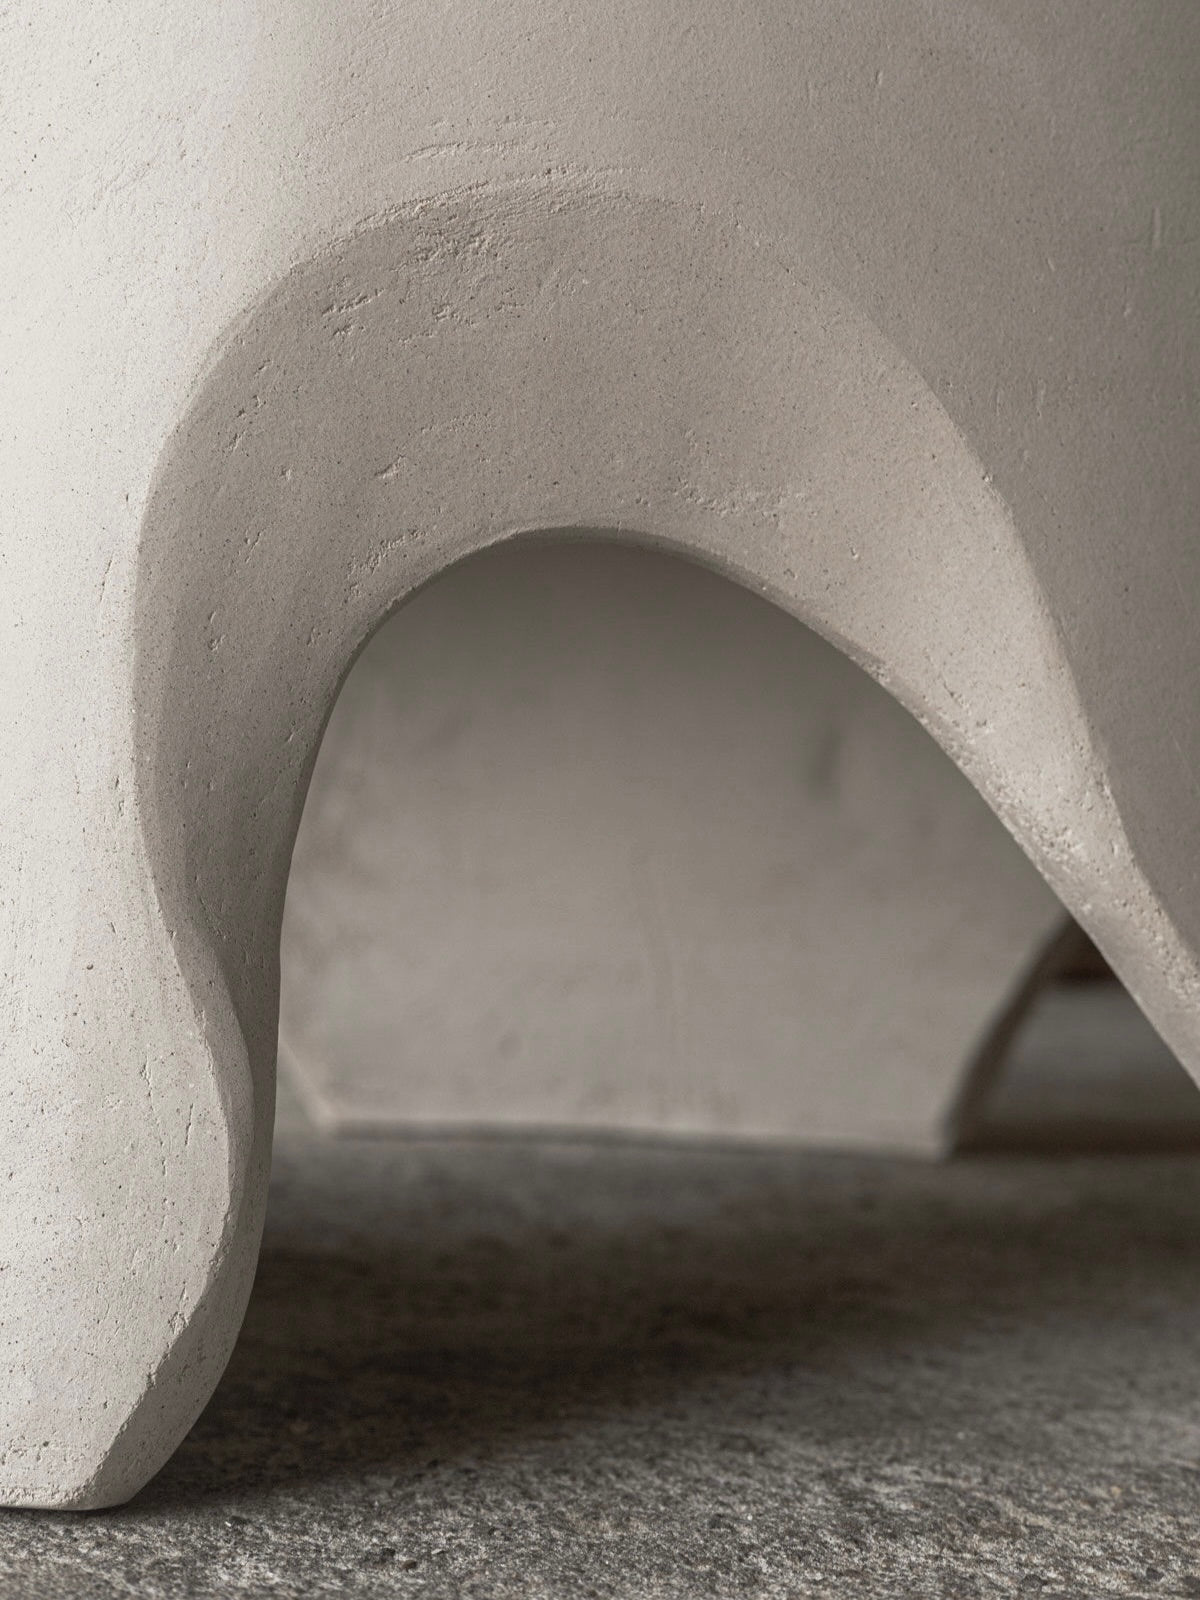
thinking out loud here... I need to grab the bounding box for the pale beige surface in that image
[2,0,1197,1508]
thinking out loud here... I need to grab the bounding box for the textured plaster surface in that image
[5,1083,1200,1597]
[3,0,1198,1505]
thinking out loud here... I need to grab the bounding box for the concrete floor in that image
[5,1074,1200,1598]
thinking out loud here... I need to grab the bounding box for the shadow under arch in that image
[134,1125,1200,1540]
[122,177,1189,1506]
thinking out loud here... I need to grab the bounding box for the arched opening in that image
[288,532,1047,1151]
[125,539,1200,1576]
[84,180,1200,1514]
[280,537,1200,1155]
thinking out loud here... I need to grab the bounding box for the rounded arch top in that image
[132,177,1200,1121]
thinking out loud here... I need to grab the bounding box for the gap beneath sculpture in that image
[279,539,1066,1155]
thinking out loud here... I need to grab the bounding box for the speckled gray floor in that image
[5,1088,1200,1597]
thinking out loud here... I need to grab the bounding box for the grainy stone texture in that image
[6,1082,1200,1598]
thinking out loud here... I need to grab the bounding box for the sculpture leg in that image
[0,792,266,1508]
[4,177,1198,1511]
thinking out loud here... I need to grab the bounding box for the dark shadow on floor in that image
[134,1133,1200,1513]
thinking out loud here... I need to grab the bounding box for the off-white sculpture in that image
[2,0,1197,1509]
[280,541,1064,1150]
